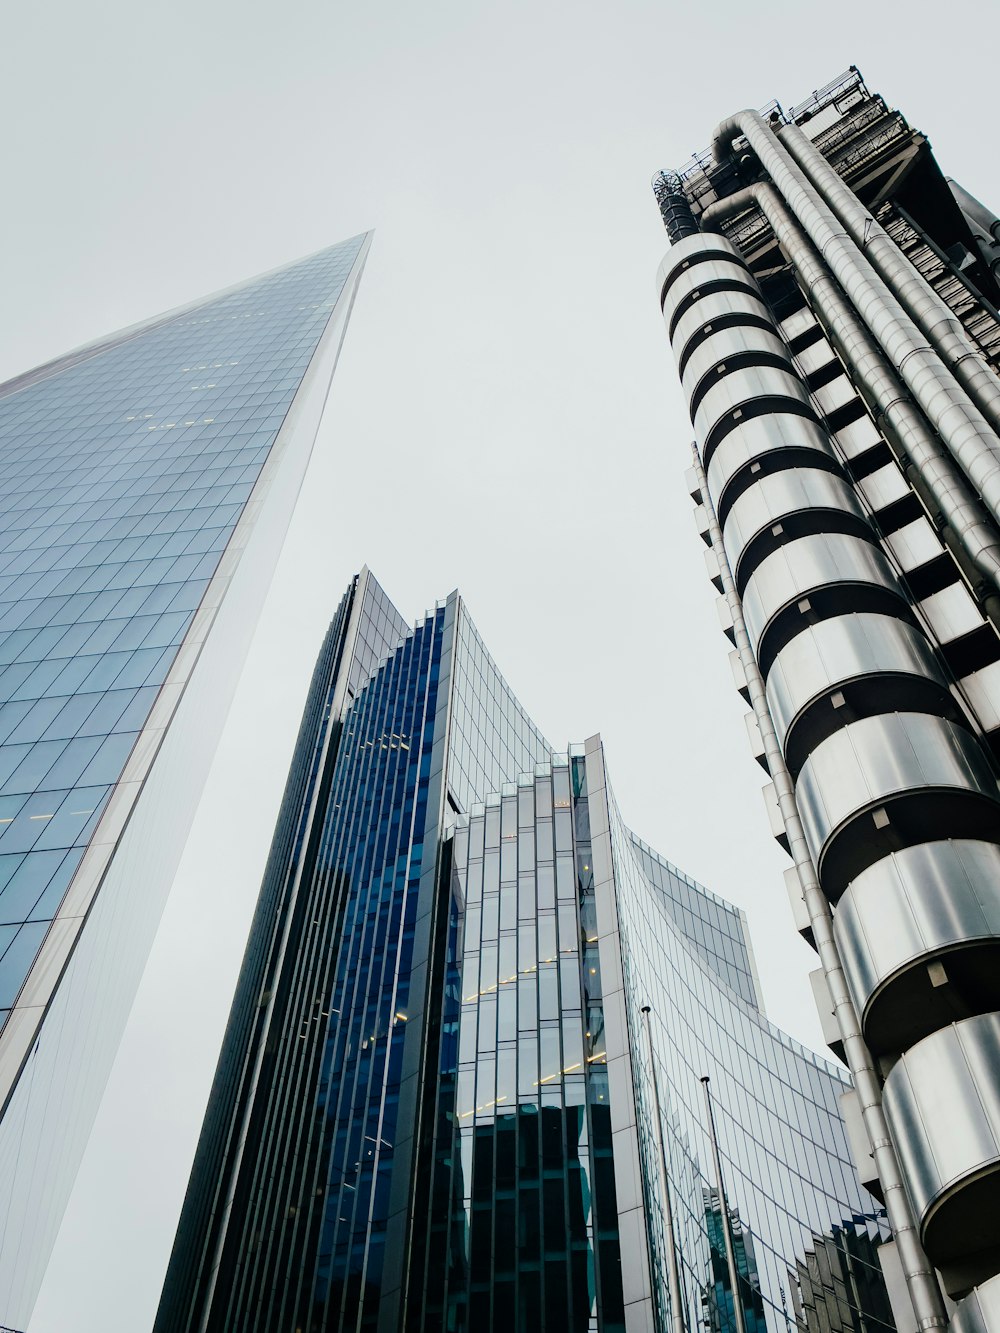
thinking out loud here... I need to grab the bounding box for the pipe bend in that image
[701,182,781,234]
[711,110,767,167]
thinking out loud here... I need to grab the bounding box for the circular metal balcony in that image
[681,324,793,407]
[883,1013,1000,1283]
[951,1271,1000,1333]
[722,469,871,594]
[672,290,774,378]
[795,712,1000,901]
[766,613,954,777]
[695,364,818,464]
[706,413,841,525]
[834,840,1000,1055]
[662,254,761,340]
[742,532,908,676]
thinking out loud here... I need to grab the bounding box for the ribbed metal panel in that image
[741,532,907,675]
[882,1014,1000,1279]
[722,469,869,592]
[795,713,1000,900]
[706,413,841,524]
[834,840,1000,1054]
[765,613,953,775]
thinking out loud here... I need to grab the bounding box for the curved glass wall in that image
[158,575,894,1333]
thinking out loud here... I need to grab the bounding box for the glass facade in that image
[0,235,366,1032]
[157,571,896,1333]
[0,234,371,1328]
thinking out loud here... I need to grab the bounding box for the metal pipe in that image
[780,124,1000,443]
[689,442,949,1331]
[641,1005,688,1333]
[709,111,1000,532]
[699,1075,748,1333]
[699,183,1000,605]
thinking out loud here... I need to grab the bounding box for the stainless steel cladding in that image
[721,469,869,592]
[952,1273,1000,1333]
[883,1014,1000,1292]
[656,74,1000,1326]
[834,841,1000,1054]
[794,712,1000,898]
[740,532,908,673]
[765,613,953,774]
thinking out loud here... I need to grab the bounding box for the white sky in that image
[4,1,996,1328]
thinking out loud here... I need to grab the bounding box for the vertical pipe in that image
[779,123,1000,442]
[708,110,1000,530]
[700,1075,748,1333]
[697,183,1000,600]
[641,1005,688,1333]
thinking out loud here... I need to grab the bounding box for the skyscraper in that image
[653,66,1000,1331]
[157,567,897,1333]
[0,233,371,1327]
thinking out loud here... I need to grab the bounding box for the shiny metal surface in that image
[741,533,902,670]
[951,1271,1000,1333]
[811,374,857,417]
[782,125,1000,504]
[680,324,791,403]
[722,469,868,588]
[705,413,838,520]
[793,336,837,378]
[662,255,759,331]
[656,232,743,302]
[795,712,1000,899]
[765,613,950,770]
[961,660,1000,734]
[715,110,1000,565]
[919,580,988,645]
[883,1014,1000,1272]
[671,289,772,366]
[834,841,1000,1054]
[857,462,910,515]
[700,171,1000,595]
[693,364,814,452]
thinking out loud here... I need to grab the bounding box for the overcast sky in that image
[6,1,997,1328]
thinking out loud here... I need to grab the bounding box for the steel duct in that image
[780,125,1000,442]
[699,183,1000,600]
[709,112,1000,534]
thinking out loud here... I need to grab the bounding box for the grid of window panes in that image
[156,579,360,1333]
[598,767,892,1333]
[438,760,624,1333]
[180,606,446,1333]
[344,572,409,703]
[447,604,551,814]
[628,836,760,1008]
[0,234,367,1025]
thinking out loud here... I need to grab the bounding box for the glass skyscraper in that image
[653,65,1000,1333]
[0,233,371,1328]
[157,568,896,1333]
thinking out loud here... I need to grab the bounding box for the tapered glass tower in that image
[0,233,371,1327]
[157,569,897,1333]
[654,65,1000,1333]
